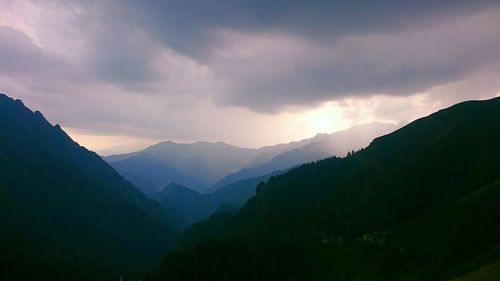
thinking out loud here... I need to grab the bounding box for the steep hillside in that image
[449,260,500,281]
[152,97,500,281]
[0,94,178,280]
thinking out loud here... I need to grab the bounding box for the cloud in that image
[85,0,491,58]
[0,26,68,78]
[207,8,500,112]
[337,69,500,125]
[0,0,499,150]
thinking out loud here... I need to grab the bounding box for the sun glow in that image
[304,102,349,135]
[63,127,158,155]
[313,119,329,133]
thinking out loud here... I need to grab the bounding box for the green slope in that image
[152,97,500,281]
[449,260,500,281]
[388,180,500,280]
[156,170,285,230]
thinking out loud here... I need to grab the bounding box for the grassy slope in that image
[449,260,500,281]
[152,98,500,281]
[388,180,500,280]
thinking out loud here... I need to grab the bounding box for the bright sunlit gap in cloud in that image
[1,0,499,155]
[64,127,159,156]
[66,102,355,155]
[303,102,349,135]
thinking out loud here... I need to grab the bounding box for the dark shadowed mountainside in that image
[151,97,500,281]
[156,170,285,229]
[0,94,178,281]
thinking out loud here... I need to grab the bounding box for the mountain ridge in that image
[106,121,400,194]
[155,169,286,229]
[153,97,500,281]
[0,93,179,280]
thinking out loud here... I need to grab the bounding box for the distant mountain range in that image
[2,91,499,281]
[104,141,257,194]
[156,170,286,229]
[209,122,402,191]
[104,121,402,230]
[0,94,178,280]
[153,97,500,281]
[105,122,401,195]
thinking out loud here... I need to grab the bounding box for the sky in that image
[1,0,499,155]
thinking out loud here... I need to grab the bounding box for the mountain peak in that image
[0,93,24,107]
[0,93,178,275]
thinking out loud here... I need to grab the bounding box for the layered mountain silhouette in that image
[210,122,400,191]
[104,121,400,231]
[105,141,257,193]
[0,94,178,280]
[4,90,498,281]
[152,97,500,281]
[106,122,400,195]
[156,170,285,229]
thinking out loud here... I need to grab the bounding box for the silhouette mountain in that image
[210,122,399,190]
[105,141,257,192]
[107,122,399,195]
[153,97,500,281]
[0,94,178,280]
[156,170,284,229]
[109,153,203,197]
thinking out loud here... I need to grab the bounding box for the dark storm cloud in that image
[57,0,499,112]
[84,0,494,59]
[0,26,64,77]
[212,10,500,111]
[1,0,499,141]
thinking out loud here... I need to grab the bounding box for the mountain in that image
[107,122,399,195]
[156,183,209,229]
[210,122,399,190]
[207,142,328,191]
[0,94,178,280]
[156,170,284,229]
[450,259,500,281]
[105,141,257,192]
[152,97,500,281]
[208,170,285,208]
[108,153,203,197]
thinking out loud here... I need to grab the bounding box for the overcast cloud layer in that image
[1,0,499,153]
